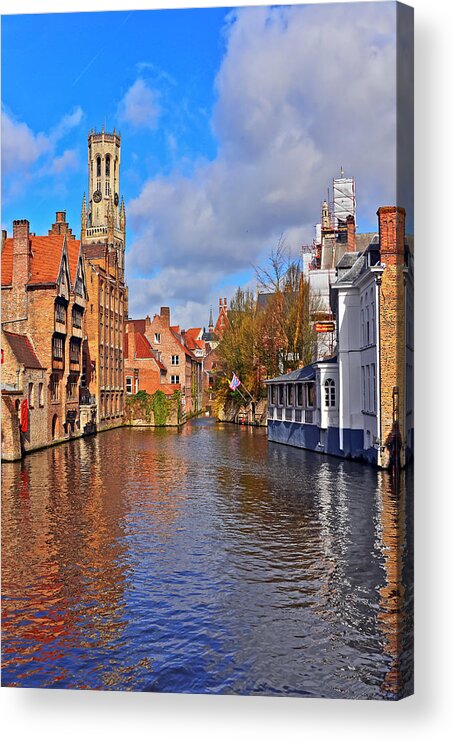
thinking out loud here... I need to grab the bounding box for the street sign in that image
[314,322,335,333]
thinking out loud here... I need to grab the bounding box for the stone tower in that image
[81,126,126,282]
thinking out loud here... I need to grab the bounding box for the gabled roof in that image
[3,331,44,369]
[170,329,197,360]
[67,239,83,287]
[1,234,81,288]
[134,332,156,359]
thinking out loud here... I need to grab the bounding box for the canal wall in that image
[217,397,268,427]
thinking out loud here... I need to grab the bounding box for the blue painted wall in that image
[267,420,378,466]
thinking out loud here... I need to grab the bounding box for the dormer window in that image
[154,333,161,344]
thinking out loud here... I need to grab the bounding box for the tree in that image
[214,239,320,409]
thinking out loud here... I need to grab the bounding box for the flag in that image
[229,373,241,391]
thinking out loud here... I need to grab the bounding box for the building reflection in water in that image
[2,421,413,697]
[376,468,413,699]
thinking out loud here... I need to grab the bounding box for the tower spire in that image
[208,305,214,332]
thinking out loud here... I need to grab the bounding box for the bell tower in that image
[82,126,126,281]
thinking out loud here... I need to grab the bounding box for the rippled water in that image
[1,418,413,698]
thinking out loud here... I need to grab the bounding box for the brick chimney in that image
[377,206,406,469]
[160,307,170,327]
[48,210,75,239]
[346,214,356,253]
[11,220,31,320]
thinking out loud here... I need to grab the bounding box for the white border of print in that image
[1,1,454,741]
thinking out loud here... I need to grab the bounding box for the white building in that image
[267,207,413,469]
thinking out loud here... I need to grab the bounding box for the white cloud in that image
[118,78,160,130]
[1,109,50,173]
[1,106,84,182]
[47,148,80,175]
[127,3,399,323]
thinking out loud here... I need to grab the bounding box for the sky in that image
[1,1,412,329]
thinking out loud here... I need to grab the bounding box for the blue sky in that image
[1,2,411,328]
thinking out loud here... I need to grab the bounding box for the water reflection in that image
[1,419,413,697]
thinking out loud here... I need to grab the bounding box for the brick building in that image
[124,319,177,397]
[81,127,128,428]
[126,308,202,419]
[1,213,89,458]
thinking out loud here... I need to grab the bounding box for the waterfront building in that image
[126,308,202,419]
[81,127,128,429]
[124,319,177,397]
[1,213,89,459]
[266,206,413,469]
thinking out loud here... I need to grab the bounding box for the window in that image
[66,375,78,400]
[371,301,375,344]
[171,375,180,384]
[70,339,80,363]
[171,355,179,365]
[297,384,303,407]
[126,376,133,394]
[96,156,101,178]
[278,384,284,406]
[154,333,161,343]
[286,385,294,406]
[366,365,371,411]
[105,154,110,178]
[72,307,83,328]
[371,364,376,412]
[28,382,34,408]
[271,386,277,405]
[324,378,336,408]
[53,336,64,359]
[50,374,60,402]
[306,383,315,408]
[362,366,366,410]
[366,306,370,345]
[39,382,44,407]
[55,302,65,324]
[75,276,84,296]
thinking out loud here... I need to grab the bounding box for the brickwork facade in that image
[377,206,407,468]
[1,214,89,458]
[81,128,127,429]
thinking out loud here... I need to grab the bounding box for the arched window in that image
[324,378,336,408]
[96,156,101,177]
[105,154,110,178]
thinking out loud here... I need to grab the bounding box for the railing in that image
[80,393,96,405]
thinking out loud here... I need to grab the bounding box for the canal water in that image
[1,418,413,698]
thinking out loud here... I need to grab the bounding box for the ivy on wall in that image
[125,389,180,426]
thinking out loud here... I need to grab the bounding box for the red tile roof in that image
[67,239,82,286]
[2,234,81,288]
[1,240,13,285]
[3,331,44,369]
[170,329,197,360]
[134,332,156,359]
